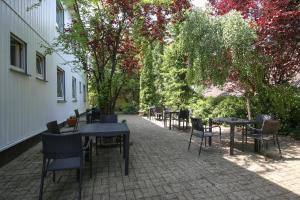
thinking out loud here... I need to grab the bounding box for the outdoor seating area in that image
[147,108,284,160]
[1,115,300,200]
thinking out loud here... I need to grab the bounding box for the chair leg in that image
[199,137,204,156]
[276,135,282,158]
[219,131,222,153]
[95,137,98,156]
[90,141,93,178]
[262,140,267,161]
[39,159,46,200]
[241,126,244,151]
[119,136,122,154]
[78,168,82,200]
[188,134,193,150]
[52,171,56,182]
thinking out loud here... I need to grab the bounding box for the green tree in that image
[139,42,158,111]
[161,38,191,109]
[182,10,265,119]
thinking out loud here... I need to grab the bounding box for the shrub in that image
[122,103,139,114]
[189,95,246,123]
[211,96,246,119]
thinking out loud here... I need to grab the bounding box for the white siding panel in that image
[0,0,87,151]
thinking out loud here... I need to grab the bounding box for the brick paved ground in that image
[1,115,300,200]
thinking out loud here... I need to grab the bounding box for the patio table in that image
[163,110,179,130]
[79,123,130,175]
[210,117,255,155]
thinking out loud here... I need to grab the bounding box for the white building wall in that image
[0,0,87,151]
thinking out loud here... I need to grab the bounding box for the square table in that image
[80,123,130,175]
[210,117,255,155]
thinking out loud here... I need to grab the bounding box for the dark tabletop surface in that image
[212,117,255,125]
[80,123,130,137]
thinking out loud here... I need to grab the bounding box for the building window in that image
[79,81,82,93]
[83,84,86,102]
[10,34,27,71]
[56,1,64,32]
[36,52,46,80]
[57,68,65,100]
[72,77,77,100]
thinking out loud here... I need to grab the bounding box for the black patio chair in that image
[39,133,84,200]
[47,120,76,134]
[46,120,93,178]
[247,119,282,159]
[154,106,164,120]
[173,109,190,130]
[95,114,122,154]
[188,117,222,156]
[91,107,101,123]
[242,114,271,150]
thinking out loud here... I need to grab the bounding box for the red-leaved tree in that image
[209,0,300,85]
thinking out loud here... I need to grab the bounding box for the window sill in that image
[36,77,48,82]
[10,66,31,76]
[57,99,67,103]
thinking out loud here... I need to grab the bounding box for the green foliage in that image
[254,85,300,131]
[160,38,191,109]
[189,96,247,123]
[121,103,139,114]
[139,42,158,111]
[182,9,229,86]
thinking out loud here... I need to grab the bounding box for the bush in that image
[254,85,300,132]
[121,103,139,114]
[189,95,246,123]
[211,96,246,119]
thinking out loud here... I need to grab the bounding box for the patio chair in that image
[47,120,76,133]
[91,107,101,123]
[154,106,164,120]
[95,114,122,154]
[247,119,282,159]
[242,114,271,150]
[46,120,93,178]
[39,133,84,200]
[173,109,190,130]
[188,117,222,155]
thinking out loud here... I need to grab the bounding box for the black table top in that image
[212,117,255,125]
[80,123,130,137]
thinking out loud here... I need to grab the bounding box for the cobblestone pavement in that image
[1,115,300,200]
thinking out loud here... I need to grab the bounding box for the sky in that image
[192,0,209,8]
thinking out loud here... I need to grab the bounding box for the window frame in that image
[79,81,82,93]
[56,0,64,32]
[57,67,65,101]
[83,84,86,102]
[72,76,77,101]
[10,33,27,73]
[36,52,46,80]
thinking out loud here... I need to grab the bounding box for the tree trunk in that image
[246,95,252,120]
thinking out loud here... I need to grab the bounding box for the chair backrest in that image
[262,120,280,136]
[91,108,101,121]
[255,114,271,129]
[155,106,164,113]
[74,109,80,119]
[41,133,82,159]
[99,114,118,123]
[179,109,189,119]
[46,121,61,134]
[191,117,204,132]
